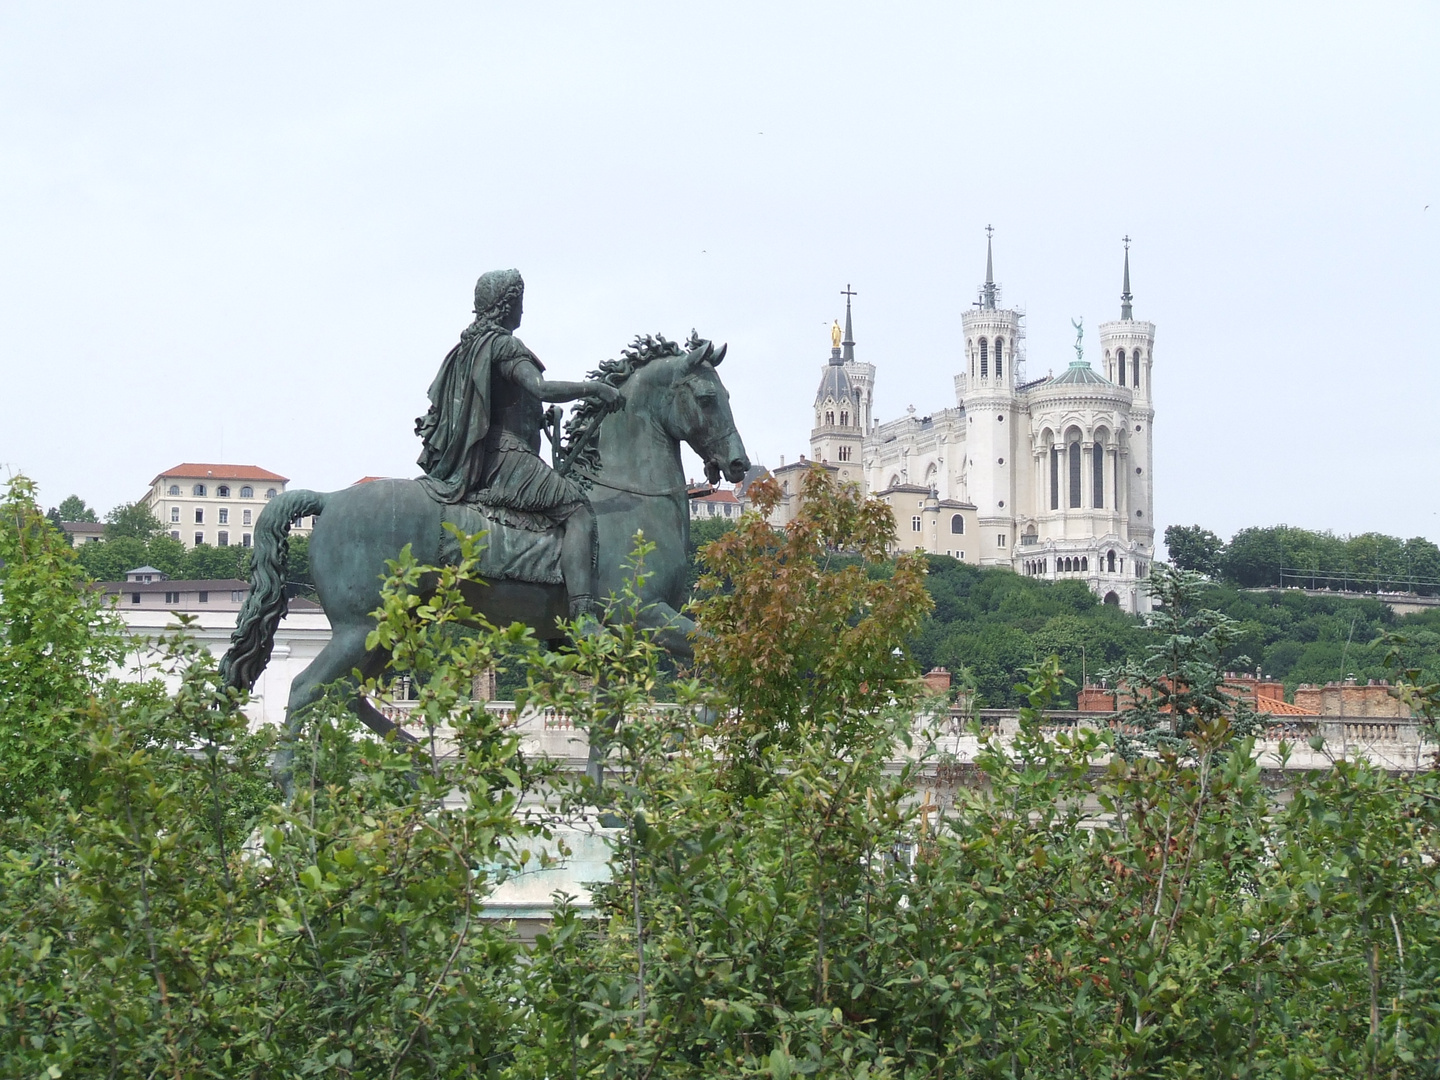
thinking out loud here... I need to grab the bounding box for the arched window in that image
[951,514,964,534]
[1050,446,1060,510]
[265,488,277,499]
[168,484,180,496]
[979,337,988,376]
[994,337,1004,379]
[1081,556,1089,571]
[1069,440,1082,508]
[1107,550,1116,572]
[1133,354,1140,388]
[1093,442,1105,508]
[240,486,253,498]
[193,483,206,497]
[1117,348,1126,386]
[825,411,834,425]
[840,411,849,426]
[216,485,230,497]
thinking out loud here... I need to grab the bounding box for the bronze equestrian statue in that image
[219,270,750,774]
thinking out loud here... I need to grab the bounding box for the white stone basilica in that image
[806,232,1157,612]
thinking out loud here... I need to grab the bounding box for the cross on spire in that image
[1120,235,1134,320]
[840,284,856,360]
[981,225,998,310]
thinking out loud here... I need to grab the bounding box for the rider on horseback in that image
[415,269,620,622]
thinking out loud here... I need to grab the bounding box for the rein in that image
[571,469,692,498]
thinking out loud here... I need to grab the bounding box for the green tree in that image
[183,542,249,581]
[1102,563,1261,756]
[103,500,163,541]
[142,533,187,578]
[57,494,98,522]
[1163,522,1224,576]
[75,534,149,582]
[0,525,549,1077]
[694,467,932,788]
[1222,525,1287,587]
[0,477,126,818]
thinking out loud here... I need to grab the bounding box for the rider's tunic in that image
[416,330,585,520]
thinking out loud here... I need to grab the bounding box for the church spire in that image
[981,224,997,310]
[841,284,857,362]
[1120,235,1133,320]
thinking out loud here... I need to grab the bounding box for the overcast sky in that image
[3,3,1436,550]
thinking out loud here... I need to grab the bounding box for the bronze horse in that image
[220,337,749,763]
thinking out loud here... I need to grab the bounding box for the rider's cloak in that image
[415,329,500,504]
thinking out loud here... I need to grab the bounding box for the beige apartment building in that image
[143,463,313,549]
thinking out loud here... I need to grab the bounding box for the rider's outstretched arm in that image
[510,363,618,408]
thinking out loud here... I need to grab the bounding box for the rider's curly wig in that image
[460,268,525,342]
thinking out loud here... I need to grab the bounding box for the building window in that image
[998,533,1007,547]
[198,591,209,603]
[170,507,180,522]
[825,410,834,425]
[164,591,179,604]
[265,488,277,499]
[1093,443,1105,508]
[242,509,252,525]
[219,508,229,525]
[217,485,230,497]
[1133,355,1140,388]
[1050,447,1060,510]
[912,516,922,532]
[994,337,1003,378]
[193,483,206,497]
[168,484,180,496]
[218,531,229,547]
[131,592,141,605]
[1117,348,1126,386]
[170,531,180,541]
[194,508,204,524]
[1107,549,1116,572]
[951,514,964,534]
[194,532,204,546]
[242,533,252,548]
[1069,441,1082,508]
[231,591,243,603]
[838,445,851,462]
[240,486,253,498]
[979,337,988,373]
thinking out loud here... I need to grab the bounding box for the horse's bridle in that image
[571,469,692,498]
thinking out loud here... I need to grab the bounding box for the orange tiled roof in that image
[1254,697,1318,716]
[152,463,288,484]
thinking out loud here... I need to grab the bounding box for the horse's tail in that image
[220,489,329,691]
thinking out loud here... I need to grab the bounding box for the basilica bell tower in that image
[1097,238,1156,554]
[809,285,866,484]
[958,227,1023,565]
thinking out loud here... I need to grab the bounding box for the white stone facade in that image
[143,463,314,550]
[809,239,1157,613]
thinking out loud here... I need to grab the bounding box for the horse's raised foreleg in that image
[273,623,400,794]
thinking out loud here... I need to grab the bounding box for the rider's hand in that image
[586,381,621,408]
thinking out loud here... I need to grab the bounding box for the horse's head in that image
[666,339,750,486]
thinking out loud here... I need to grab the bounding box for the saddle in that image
[439,502,564,586]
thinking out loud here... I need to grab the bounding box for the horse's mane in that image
[559,331,703,482]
